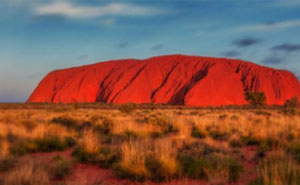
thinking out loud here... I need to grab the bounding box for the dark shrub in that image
[178,154,210,179]
[94,117,114,135]
[283,97,300,114]
[50,156,72,180]
[145,156,178,182]
[52,116,78,128]
[10,136,73,156]
[245,92,266,106]
[0,157,17,172]
[34,136,71,152]
[191,127,206,139]
[118,103,137,114]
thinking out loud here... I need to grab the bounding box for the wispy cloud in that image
[262,43,300,64]
[233,37,261,48]
[151,44,164,51]
[219,51,240,57]
[238,19,300,32]
[116,42,129,49]
[271,43,300,52]
[34,2,168,19]
[274,0,300,7]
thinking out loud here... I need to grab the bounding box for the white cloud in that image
[34,2,167,19]
[274,0,300,7]
[238,19,300,32]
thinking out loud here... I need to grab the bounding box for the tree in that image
[245,91,266,106]
[283,96,300,114]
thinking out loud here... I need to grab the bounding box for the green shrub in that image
[10,136,74,156]
[191,127,206,139]
[245,91,266,106]
[34,136,73,152]
[145,156,179,182]
[178,154,210,179]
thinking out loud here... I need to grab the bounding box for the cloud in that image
[151,44,164,51]
[116,42,129,49]
[233,37,261,48]
[219,51,240,57]
[298,75,300,81]
[262,43,300,64]
[77,54,88,60]
[238,19,300,32]
[274,0,300,7]
[271,43,300,52]
[34,2,167,19]
[262,52,288,64]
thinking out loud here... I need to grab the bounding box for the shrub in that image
[94,118,114,135]
[72,147,96,163]
[52,116,78,128]
[283,97,300,114]
[245,91,266,106]
[287,141,300,162]
[34,136,72,152]
[191,126,206,139]
[145,155,179,181]
[50,156,72,180]
[250,153,300,185]
[178,153,243,182]
[10,136,74,156]
[178,154,210,179]
[118,103,137,114]
[0,157,17,172]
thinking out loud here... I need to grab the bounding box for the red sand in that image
[28,54,300,106]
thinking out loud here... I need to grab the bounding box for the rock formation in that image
[28,55,300,106]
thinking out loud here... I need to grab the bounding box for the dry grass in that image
[3,159,50,185]
[0,104,299,184]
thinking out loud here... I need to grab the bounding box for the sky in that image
[1,0,300,102]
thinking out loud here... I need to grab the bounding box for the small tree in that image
[283,96,300,114]
[245,91,266,106]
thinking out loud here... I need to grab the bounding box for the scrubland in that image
[0,103,300,185]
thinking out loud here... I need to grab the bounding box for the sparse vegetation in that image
[0,103,299,184]
[245,91,266,106]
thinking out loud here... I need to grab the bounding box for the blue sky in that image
[1,0,300,102]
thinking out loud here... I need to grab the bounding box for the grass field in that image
[0,103,300,185]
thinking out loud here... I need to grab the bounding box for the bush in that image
[287,141,300,162]
[52,116,78,128]
[50,156,72,180]
[72,147,97,163]
[245,91,266,106]
[283,97,300,114]
[191,127,206,139]
[10,136,74,156]
[178,154,243,182]
[0,157,17,172]
[118,103,137,114]
[250,154,300,185]
[94,117,114,135]
[178,154,210,179]
[145,156,179,181]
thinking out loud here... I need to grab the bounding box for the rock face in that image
[28,55,300,106]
